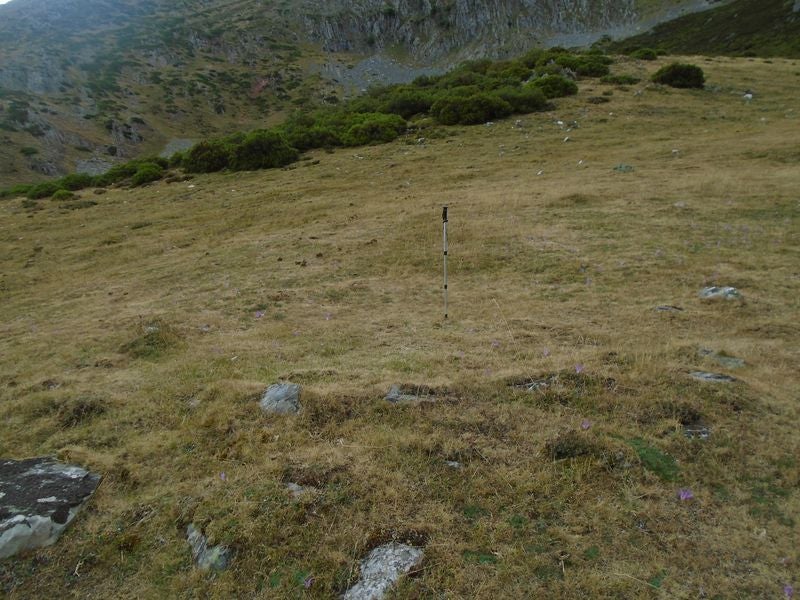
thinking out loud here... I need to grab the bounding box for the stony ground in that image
[0,55,798,598]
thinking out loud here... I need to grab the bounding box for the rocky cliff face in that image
[303,0,637,61]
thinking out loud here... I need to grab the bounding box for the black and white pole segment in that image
[442,205,449,319]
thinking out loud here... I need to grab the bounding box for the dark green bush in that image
[382,89,435,119]
[601,74,641,85]
[52,189,75,201]
[529,74,578,99]
[631,48,658,60]
[492,86,548,113]
[92,162,139,187]
[183,139,232,173]
[0,184,33,199]
[168,151,185,168]
[554,54,611,77]
[27,181,63,199]
[652,63,705,88]
[131,163,165,186]
[229,130,299,171]
[341,113,407,146]
[58,173,95,191]
[431,93,512,125]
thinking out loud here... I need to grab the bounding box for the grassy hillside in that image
[610,0,800,57]
[1,56,798,597]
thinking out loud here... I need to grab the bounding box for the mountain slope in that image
[609,0,800,57]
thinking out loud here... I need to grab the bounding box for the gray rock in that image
[690,371,736,383]
[684,424,711,440]
[343,542,424,600]
[0,457,101,560]
[385,385,435,403]
[510,376,556,392]
[699,286,742,300]
[259,383,301,414]
[698,348,745,369]
[75,157,112,176]
[186,524,232,571]
[285,482,317,500]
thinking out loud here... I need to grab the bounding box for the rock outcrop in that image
[0,457,101,560]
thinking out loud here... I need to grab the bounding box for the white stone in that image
[343,543,424,600]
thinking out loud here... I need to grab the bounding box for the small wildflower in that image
[491,340,501,349]
[220,472,227,482]
[575,364,585,374]
[581,419,592,431]
[304,576,315,589]
[785,584,794,598]
[254,311,265,319]
[542,347,551,357]
[677,488,694,501]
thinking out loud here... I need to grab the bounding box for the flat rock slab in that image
[509,375,557,392]
[0,457,101,560]
[698,348,745,369]
[385,385,436,403]
[186,524,232,571]
[699,286,742,300]
[343,542,424,600]
[684,424,711,440]
[259,383,301,414]
[690,371,737,383]
[656,305,684,312]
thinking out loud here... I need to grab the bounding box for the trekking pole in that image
[442,205,448,319]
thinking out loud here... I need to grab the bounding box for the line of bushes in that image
[2,49,613,197]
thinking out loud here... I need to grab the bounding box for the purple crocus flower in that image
[254,311,265,319]
[581,419,592,431]
[304,576,315,589]
[677,488,694,501]
[785,584,794,598]
[542,347,551,357]
[575,364,585,374]
[220,472,227,482]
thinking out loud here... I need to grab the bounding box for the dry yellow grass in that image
[1,55,798,598]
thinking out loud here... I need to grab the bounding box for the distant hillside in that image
[609,0,800,57]
[0,0,717,185]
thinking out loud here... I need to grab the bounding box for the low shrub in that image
[554,54,611,77]
[183,139,232,173]
[652,63,705,88]
[130,163,165,186]
[492,86,548,113]
[631,48,658,60]
[341,113,407,146]
[229,130,298,171]
[601,74,641,85]
[52,189,75,201]
[59,173,95,191]
[27,181,63,199]
[528,74,578,98]
[431,93,512,125]
[0,184,33,199]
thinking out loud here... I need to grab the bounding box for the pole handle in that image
[442,206,448,223]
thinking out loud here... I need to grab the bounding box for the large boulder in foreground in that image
[0,457,101,560]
